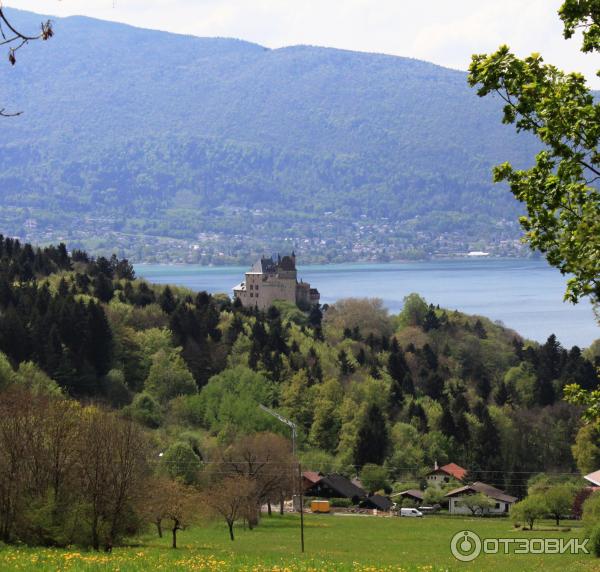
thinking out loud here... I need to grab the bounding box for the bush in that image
[126,392,162,428]
[161,441,202,485]
[584,492,600,523]
[589,522,600,557]
[360,464,390,494]
[168,394,205,427]
[512,494,546,529]
[329,498,354,508]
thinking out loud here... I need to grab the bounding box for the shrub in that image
[161,441,202,485]
[512,494,546,529]
[583,492,600,530]
[329,498,354,508]
[126,392,163,428]
[589,522,600,557]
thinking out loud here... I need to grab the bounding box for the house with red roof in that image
[424,462,467,489]
[302,471,323,492]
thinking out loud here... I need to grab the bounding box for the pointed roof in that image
[302,471,322,484]
[426,462,467,481]
[445,481,517,504]
[360,494,393,511]
[584,470,600,486]
[391,489,424,500]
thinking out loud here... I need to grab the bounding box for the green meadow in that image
[0,514,598,572]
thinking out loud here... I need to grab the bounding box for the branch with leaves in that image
[0,6,53,116]
[468,2,600,305]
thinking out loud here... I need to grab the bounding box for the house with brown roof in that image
[424,462,467,489]
[305,473,366,503]
[359,494,394,512]
[445,481,517,515]
[391,489,424,504]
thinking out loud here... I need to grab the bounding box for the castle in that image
[233,253,320,310]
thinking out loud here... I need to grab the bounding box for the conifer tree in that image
[354,404,390,467]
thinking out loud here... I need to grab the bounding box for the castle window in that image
[250,293,254,297]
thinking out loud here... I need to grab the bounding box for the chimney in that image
[434,460,438,471]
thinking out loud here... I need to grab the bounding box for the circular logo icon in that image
[450,530,482,562]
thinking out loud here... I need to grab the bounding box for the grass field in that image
[1,514,599,571]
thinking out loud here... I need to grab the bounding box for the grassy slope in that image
[1,514,597,571]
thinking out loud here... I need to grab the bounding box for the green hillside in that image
[0,9,539,262]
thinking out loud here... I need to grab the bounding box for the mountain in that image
[0,9,539,263]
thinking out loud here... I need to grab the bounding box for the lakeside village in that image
[9,212,527,265]
[231,255,596,519]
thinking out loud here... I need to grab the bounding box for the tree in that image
[571,424,600,474]
[338,349,355,376]
[76,408,149,551]
[143,477,201,548]
[0,8,53,116]
[512,494,547,530]
[387,338,414,415]
[145,349,197,403]
[468,2,600,305]
[423,486,450,507]
[398,293,428,328]
[545,485,576,526]
[353,404,390,467]
[324,298,393,339]
[423,305,441,332]
[162,441,202,485]
[158,286,177,315]
[359,464,390,494]
[126,392,163,428]
[461,493,494,516]
[93,274,114,303]
[220,432,294,528]
[204,476,256,541]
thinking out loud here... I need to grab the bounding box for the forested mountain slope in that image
[0,235,598,498]
[0,9,539,262]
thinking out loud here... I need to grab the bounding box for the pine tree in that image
[158,286,177,314]
[473,319,487,339]
[93,274,114,303]
[353,404,390,467]
[439,407,456,437]
[387,338,414,415]
[338,349,355,376]
[308,305,323,327]
[423,305,441,332]
[86,301,113,376]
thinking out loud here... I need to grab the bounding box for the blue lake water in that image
[135,259,599,348]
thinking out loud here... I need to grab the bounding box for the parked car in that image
[400,507,424,517]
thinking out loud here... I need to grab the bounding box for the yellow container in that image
[310,500,331,513]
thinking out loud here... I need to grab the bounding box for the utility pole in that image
[298,462,305,553]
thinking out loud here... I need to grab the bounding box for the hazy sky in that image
[6,0,600,87]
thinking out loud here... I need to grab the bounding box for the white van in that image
[400,508,424,517]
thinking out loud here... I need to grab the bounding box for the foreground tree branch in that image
[0,6,53,115]
[468,3,600,306]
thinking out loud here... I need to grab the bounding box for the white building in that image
[424,462,467,489]
[445,481,517,515]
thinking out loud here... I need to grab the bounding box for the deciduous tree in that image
[468,2,600,305]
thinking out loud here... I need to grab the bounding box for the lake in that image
[135,259,599,348]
